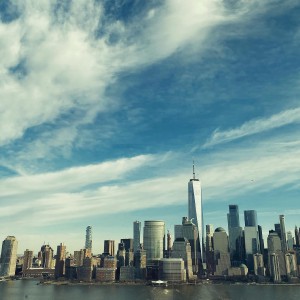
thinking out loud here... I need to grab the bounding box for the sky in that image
[1,0,300,254]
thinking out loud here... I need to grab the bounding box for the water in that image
[0,280,299,300]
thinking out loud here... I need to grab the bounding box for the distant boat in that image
[151,280,168,287]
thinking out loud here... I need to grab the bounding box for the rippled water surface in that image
[0,280,299,300]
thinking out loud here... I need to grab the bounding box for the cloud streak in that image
[203,106,300,148]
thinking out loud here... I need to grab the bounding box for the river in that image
[0,280,299,300]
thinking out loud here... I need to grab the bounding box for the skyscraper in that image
[143,220,165,262]
[244,210,258,227]
[0,236,18,277]
[55,243,66,279]
[40,244,54,268]
[85,226,92,251]
[133,221,141,253]
[295,226,300,247]
[104,240,115,256]
[22,249,33,273]
[227,205,243,263]
[188,163,203,263]
[279,215,287,252]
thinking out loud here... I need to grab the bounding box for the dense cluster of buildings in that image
[0,167,300,283]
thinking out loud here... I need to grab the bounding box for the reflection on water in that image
[0,280,299,300]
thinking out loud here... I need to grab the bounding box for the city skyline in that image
[1,1,300,253]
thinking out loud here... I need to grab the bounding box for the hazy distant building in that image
[286,231,293,250]
[143,220,165,262]
[133,221,141,253]
[0,236,18,277]
[295,226,300,247]
[85,226,92,252]
[54,243,66,279]
[40,244,54,268]
[188,164,203,266]
[22,249,33,273]
[104,240,115,256]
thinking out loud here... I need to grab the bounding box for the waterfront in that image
[0,280,299,300]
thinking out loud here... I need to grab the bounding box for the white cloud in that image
[203,106,300,148]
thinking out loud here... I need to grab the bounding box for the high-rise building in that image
[244,210,258,227]
[85,226,92,252]
[40,244,54,268]
[54,243,66,279]
[258,225,265,253]
[143,220,165,262]
[188,164,203,265]
[0,236,18,277]
[253,253,265,276]
[171,238,194,280]
[279,215,287,252]
[22,249,33,273]
[104,240,115,256]
[133,221,141,253]
[206,224,214,252]
[213,228,230,276]
[227,205,243,263]
[181,217,201,274]
[295,226,300,247]
[121,239,133,252]
[286,231,293,250]
[269,253,281,282]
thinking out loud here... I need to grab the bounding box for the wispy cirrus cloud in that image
[203,106,300,148]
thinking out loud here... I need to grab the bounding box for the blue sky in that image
[1,0,300,254]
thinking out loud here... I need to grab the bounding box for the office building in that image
[279,215,287,252]
[171,238,194,280]
[295,226,300,246]
[133,221,141,253]
[181,217,201,274]
[258,225,265,253]
[188,164,203,264]
[54,243,66,279]
[244,210,258,227]
[85,226,92,252]
[287,231,293,250]
[0,236,18,277]
[269,253,281,283]
[143,220,165,262]
[22,249,33,273]
[40,244,54,268]
[253,253,265,276]
[104,240,115,256]
[174,224,183,240]
[159,258,186,282]
[121,239,134,252]
[213,228,231,276]
[227,205,243,263]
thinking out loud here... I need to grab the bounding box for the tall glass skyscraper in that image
[227,205,243,263]
[188,164,203,263]
[244,210,258,227]
[143,220,165,261]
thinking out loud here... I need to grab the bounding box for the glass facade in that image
[143,220,165,261]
